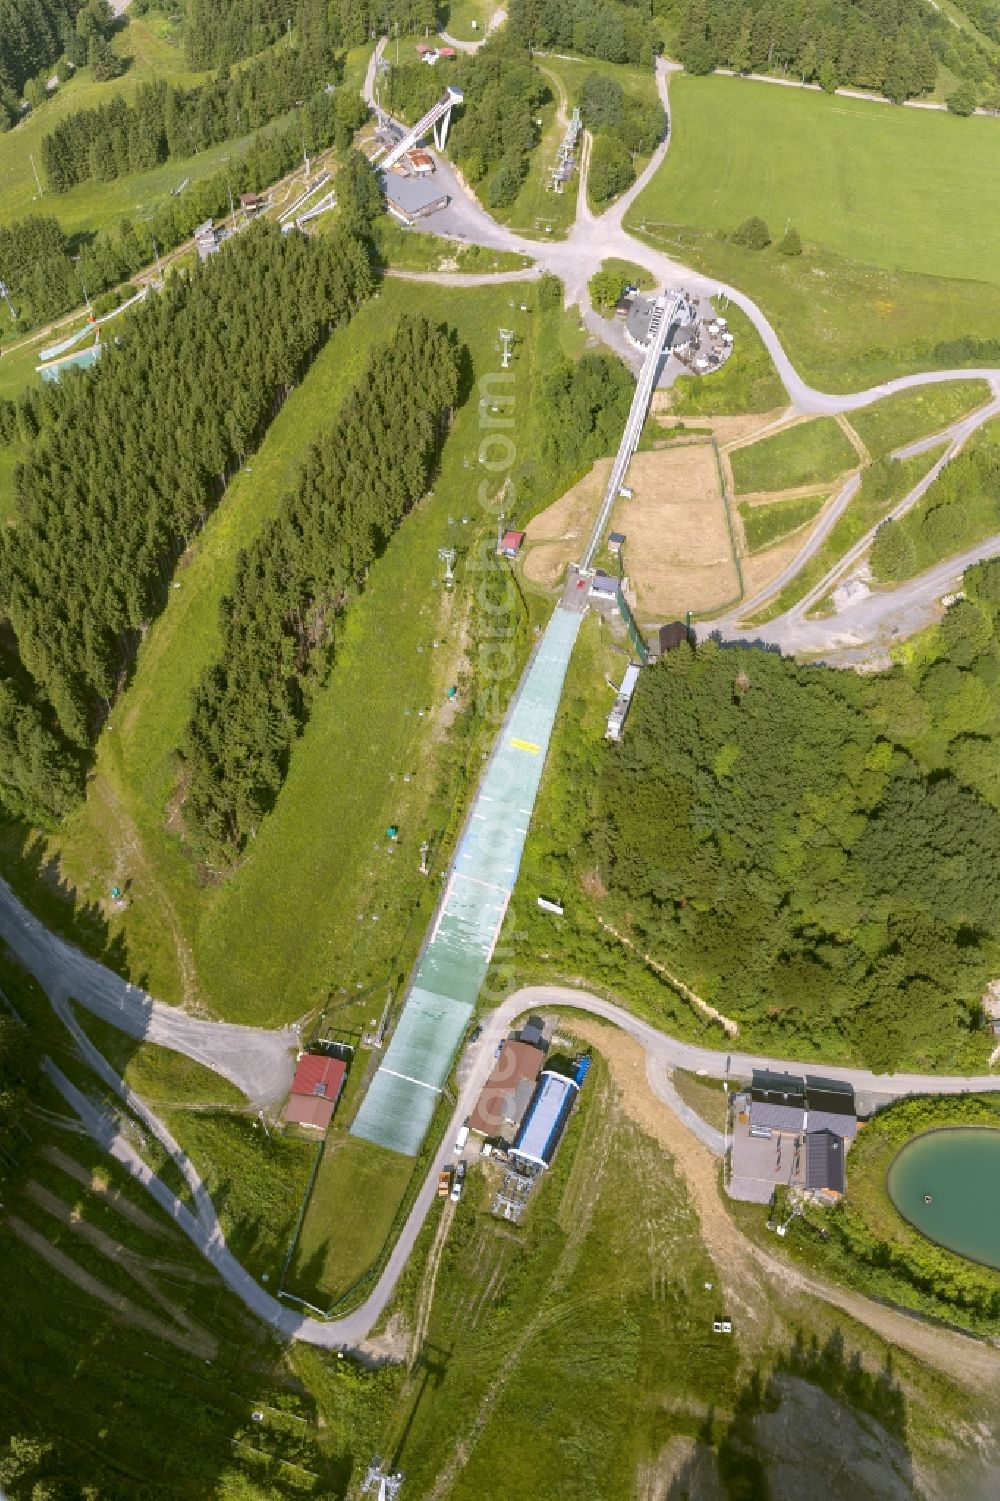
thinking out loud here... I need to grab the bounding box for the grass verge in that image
[739,493,825,553]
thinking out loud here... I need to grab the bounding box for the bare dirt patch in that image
[741,527,814,601]
[616,447,739,619]
[637,1436,726,1501]
[522,459,612,588]
[566,1019,772,1336]
[359,1310,410,1366]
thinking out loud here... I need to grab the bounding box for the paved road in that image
[374,56,1000,653]
[723,533,1000,659]
[377,55,1000,423]
[703,386,1000,642]
[0,877,297,1107]
[438,4,506,52]
[46,980,1000,1352]
[14,39,1000,1354]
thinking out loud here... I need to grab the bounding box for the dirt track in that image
[569,1019,1000,1396]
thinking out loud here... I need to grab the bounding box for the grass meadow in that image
[739,493,825,554]
[0,17,210,234]
[744,444,948,623]
[288,1134,414,1307]
[442,0,498,42]
[0,953,399,1499]
[634,74,1000,284]
[849,379,993,459]
[385,1052,735,1498]
[628,75,1000,389]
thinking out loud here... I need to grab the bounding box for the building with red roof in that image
[499,529,525,559]
[283,1053,347,1131]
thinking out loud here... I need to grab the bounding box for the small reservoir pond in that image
[887,1127,1000,1270]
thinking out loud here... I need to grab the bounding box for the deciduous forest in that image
[528,560,1000,1070]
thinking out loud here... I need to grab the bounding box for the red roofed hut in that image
[283,1054,347,1130]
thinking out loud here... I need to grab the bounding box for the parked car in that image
[469,1024,482,1043]
[450,1161,466,1202]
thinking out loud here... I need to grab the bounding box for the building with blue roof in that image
[511,1067,583,1170]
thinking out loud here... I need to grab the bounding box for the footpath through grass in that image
[870,416,1000,584]
[850,380,993,459]
[70,1002,247,1108]
[745,445,948,624]
[0,953,400,1499]
[730,417,857,494]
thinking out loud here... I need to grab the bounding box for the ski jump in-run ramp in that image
[352,313,682,1157]
[351,605,583,1155]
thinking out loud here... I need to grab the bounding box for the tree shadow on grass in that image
[667,1325,916,1501]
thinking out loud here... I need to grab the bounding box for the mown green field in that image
[288,1134,414,1307]
[0,279,587,1027]
[628,76,1000,388]
[633,75,1000,284]
[442,0,497,42]
[386,1053,735,1497]
[730,417,857,494]
[745,445,947,623]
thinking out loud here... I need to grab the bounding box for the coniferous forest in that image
[180,0,438,68]
[509,0,998,96]
[0,0,78,102]
[0,223,372,819]
[40,39,336,192]
[181,315,460,862]
[654,0,999,99]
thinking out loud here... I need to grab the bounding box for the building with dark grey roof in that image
[382,171,448,224]
[730,1069,857,1202]
[805,1130,846,1196]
